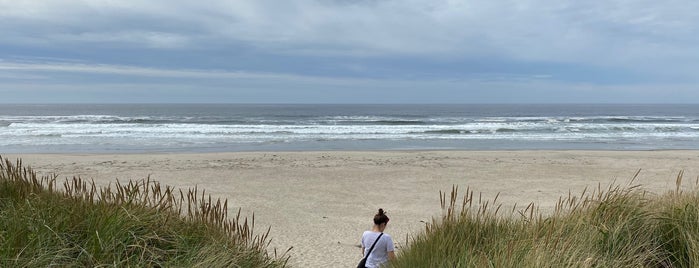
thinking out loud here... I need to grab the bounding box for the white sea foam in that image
[2,104,699,152]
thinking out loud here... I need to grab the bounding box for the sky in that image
[1,0,698,103]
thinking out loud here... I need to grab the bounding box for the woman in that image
[360,208,396,268]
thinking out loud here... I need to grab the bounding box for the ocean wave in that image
[417,129,473,134]
[3,104,699,152]
[316,115,428,125]
[5,122,697,136]
[3,114,699,148]
[495,128,518,133]
[470,116,696,124]
[35,134,62,138]
[373,120,426,125]
[584,116,691,124]
[0,115,250,125]
[4,114,698,126]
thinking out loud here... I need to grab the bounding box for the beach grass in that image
[392,171,699,268]
[0,156,290,267]
[4,155,698,267]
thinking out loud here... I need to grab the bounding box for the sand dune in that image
[6,150,699,267]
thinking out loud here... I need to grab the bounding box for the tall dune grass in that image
[0,156,289,267]
[393,171,699,267]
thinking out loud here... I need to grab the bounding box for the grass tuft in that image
[0,156,290,267]
[393,170,699,268]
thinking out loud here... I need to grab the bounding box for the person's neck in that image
[372,225,385,232]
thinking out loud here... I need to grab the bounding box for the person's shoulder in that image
[382,233,393,240]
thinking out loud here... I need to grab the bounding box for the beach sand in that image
[4,150,699,267]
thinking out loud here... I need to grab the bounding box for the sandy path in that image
[4,151,699,267]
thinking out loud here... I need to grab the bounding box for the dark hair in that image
[373,208,390,225]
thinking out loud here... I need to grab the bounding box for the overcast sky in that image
[1,0,698,103]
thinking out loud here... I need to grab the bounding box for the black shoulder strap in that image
[364,233,384,257]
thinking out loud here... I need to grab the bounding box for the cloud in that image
[0,58,556,84]
[49,31,191,49]
[1,59,697,104]
[1,0,698,102]
[3,1,697,59]
[0,59,373,83]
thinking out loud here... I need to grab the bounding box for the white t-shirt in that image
[361,231,395,268]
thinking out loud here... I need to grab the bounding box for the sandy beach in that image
[4,150,699,267]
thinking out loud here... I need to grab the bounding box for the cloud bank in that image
[1,0,698,102]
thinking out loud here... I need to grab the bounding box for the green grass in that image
[393,172,699,268]
[0,156,290,267]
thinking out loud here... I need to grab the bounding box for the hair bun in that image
[373,208,390,225]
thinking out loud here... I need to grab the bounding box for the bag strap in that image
[364,233,384,258]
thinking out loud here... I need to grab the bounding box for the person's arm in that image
[388,251,396,261]
[386,235,396,261]
[361,246,365,255]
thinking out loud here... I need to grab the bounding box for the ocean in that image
[1,103,698,153]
